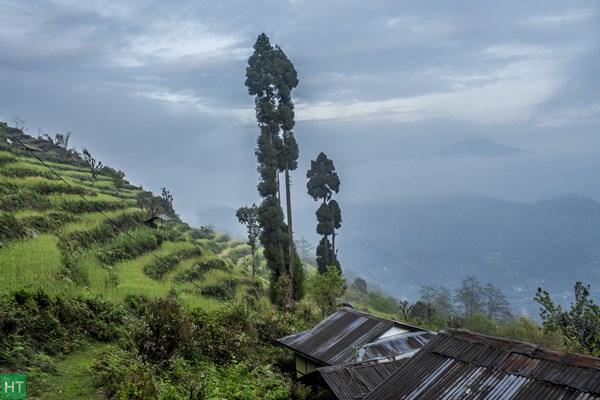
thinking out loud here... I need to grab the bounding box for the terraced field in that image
[0,125,286,397]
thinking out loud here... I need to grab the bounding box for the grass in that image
[0,234,65,294]
[1,140,261,315]
[46,192,122,204]
[86,241,200,302]
[29,343,108,400]
[60,208,141,234]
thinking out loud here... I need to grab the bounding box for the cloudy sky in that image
[1,0,599,244]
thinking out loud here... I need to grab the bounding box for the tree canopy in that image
[535,282,600,356]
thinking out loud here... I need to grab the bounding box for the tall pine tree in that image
[307,152,342,273]
[245,33,303,308]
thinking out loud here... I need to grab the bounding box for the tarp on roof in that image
[277,308,428,366]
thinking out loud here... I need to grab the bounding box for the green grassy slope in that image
[0,125,261,307]
[0,123,298,399]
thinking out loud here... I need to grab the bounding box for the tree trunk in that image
[251,247,256,279]
[285,166,294,286]
[332,230,336,266]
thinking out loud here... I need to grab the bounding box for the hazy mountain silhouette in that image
[342,192,600,311]
[434,137,528,158]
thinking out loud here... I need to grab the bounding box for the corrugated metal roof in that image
[363,329,600,400]
[319,359,408,400]
[277,308,428,365]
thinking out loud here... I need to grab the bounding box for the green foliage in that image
[136,190,162,217]
[455,275,485,317]
[105,168,126,194]
[82,148,103,186]
[535,282,600,356]
[59,211,144,251]
[353,277,368,294]
[0,152,17,166]
[142,247,202,280]
[131,295,192,364]
[0,290,125,370]
[316,237,339,274]
[58,199,125,214]
[98,228,182,266]
[306,152,340,202]
[188,225,215,240]
[0,190,52,212]
[175,258,229,282]
[237,203,261,278]
[247,33,305,308]
[308,266,346,317]
[367,290,398,314]
[200,279,239,301]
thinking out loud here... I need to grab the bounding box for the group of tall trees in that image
[366,276,513,326]
[242,33,304,309]
[240,33,346,310]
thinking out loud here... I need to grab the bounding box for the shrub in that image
[143,247,202,280]
[31,182,89,196]
[132,296,192,365]
[0,290,126,370]
[98,229,158,265]
[189,225,215,240]
[92,347,158,399]
[0,190,52,212]
[0,152,16,166]
[200,280,238,301]
[0,213,30,245]
[58,199,124,214]
[175,258,229,282]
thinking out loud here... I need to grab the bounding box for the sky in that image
[0,0,599,247]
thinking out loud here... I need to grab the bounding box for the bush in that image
[143,247,202,280]
[92,347,158,399]
[175,258,229,282]
[58,199,124,214]
[0,190,51,212]
[31,182,90,196]
[0,213,30,245]
[98,229,159,265]
[200,280,238,301]
[131,296,192,364]
[59,211,144,251]
[0,152,16,166]
[189,225,215,240]
[0,290,126,370]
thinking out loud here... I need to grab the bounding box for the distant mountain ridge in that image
[342,192,600,310]
[434,137,528,158]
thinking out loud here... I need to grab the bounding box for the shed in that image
[362,328,600,400]
[277,308,433,379]
[143,214,173,228]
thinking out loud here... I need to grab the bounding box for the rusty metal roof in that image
[363,329,600,400]
[277,308,428,365]
[319,359,408,400]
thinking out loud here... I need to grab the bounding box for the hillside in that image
[343,192,600,310]
[0,123,305,399]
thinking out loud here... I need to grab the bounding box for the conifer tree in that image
[307,152,341,273]
[245,33,303,308]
